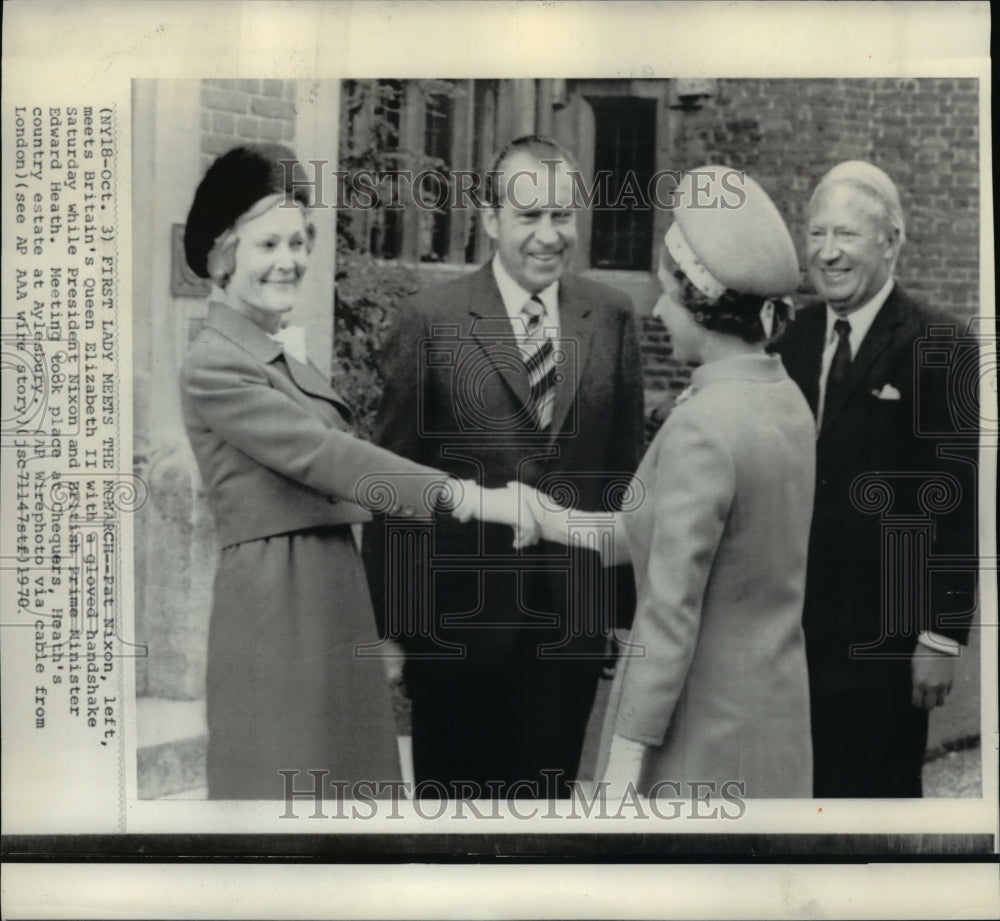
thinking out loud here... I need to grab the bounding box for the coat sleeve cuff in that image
[917,630,961,655]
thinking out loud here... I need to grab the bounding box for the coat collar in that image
[204,300,284,364]
[202,301,353,415]
[690,352,788,389]
[465,264,595,438]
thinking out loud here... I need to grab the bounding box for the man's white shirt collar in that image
[824,275,895,355]
[491,254,560,333]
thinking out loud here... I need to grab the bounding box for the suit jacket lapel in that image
[464,265,595,436]
[282,355,354,420]
[548,277,594,438]
[819,287,904,438]
[779,304,826,417]
[466,265,533,408]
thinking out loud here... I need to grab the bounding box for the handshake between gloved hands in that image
[447,479,583,550]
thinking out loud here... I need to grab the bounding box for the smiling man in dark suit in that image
[365,136,644,799]
[775,161,978,797]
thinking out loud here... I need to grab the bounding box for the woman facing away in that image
[180,144,531,799]
[519,166,817,798]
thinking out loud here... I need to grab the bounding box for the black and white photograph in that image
[133,73,985,808]
[2,1,996,918]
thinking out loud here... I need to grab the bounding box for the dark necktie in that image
[824,317,852,417]
[520,296,557,430]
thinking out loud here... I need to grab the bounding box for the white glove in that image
[509,482,572,545]
[449,480,540,548]
[448,479,481,523]
[599,733,646,798]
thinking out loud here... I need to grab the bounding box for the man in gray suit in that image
[366,136,645,798]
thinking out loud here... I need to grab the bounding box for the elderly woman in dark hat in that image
[182,144,530,799]
[521,166,816,799]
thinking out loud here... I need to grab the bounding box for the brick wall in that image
[199,78,298,173]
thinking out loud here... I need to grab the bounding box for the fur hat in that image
[184,144,311,279]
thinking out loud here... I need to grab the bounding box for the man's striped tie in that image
[520,296,558,430]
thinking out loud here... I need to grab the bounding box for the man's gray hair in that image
[811,160,906,245]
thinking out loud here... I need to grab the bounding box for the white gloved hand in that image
[450,480,541,548]
[448,479,482,523]
[509,482,572,545]
[599,733,647,799]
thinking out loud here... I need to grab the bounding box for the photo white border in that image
[2,0,996,917]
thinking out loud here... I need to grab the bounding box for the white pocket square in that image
[872,383,901,401]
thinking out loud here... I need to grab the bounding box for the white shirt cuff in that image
[917,630,961,656]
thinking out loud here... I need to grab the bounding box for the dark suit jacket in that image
[774,285,978,691]
[365,263,645,669]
